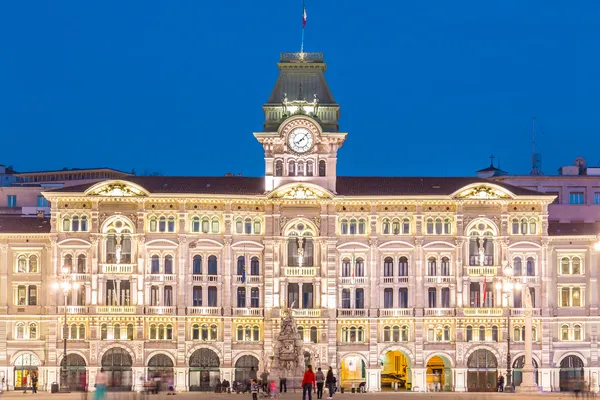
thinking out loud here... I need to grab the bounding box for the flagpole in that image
[301,27,305,53]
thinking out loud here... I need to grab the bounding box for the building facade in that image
[0,52,599,393]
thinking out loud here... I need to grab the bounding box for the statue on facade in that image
[282,93,288,116]
[115,235,122,264]
[313,94,320,116]
[478,242,486,266]
[523,285,533,310]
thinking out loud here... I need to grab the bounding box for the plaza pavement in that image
[0,391,593,400]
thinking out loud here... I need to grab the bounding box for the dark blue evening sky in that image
[1,1,599,177]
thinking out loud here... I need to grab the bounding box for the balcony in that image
[337,309,368,317]
[340,277,368,285]
[514,276,539,284]
[146,306,176,315]
[379,308,413,317]
[191,274,220,283]
[283,267,319,277]
[70,273,90,282]
[233,308,264,317]
[425,276,454,284]
[146,274,177,282]
[510,308,542,317]
[97,306,136,314]
[425,308,456,317]
[463,307,503,316]
[380,277,409,284]
[234,275,263,284]
[58,306,89,314]
[101,264,136,274]
[291,309,321,317]
[467,266,497,277]
[187,306,221,316]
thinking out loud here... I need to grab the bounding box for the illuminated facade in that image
[0,52,599,393]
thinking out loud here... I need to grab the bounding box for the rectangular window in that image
[37,195,48,208]
[28,286,37,306]
[441,288,450,308]
[469,282,480,308]
[355,288,364,309]
[236,288,246,308]
[384,288,393,308]
[192,286,202,307]
[287,283,299,309]
[595,192,600,204]
[250,288,259,308]
[341,289,351,309]
[570,192,585,204]
[207,286,218,307]
[7,195,16,207]
[428,288,437,308]
[398,288,408,308]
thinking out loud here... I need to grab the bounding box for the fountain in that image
[271,304,305,390]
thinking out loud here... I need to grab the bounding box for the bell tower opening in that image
[254,52,347,193]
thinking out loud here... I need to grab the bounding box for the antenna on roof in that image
[530,116,543,176]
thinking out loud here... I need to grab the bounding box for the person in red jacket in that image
[301,365,316,400]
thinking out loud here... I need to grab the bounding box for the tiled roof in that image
[48,176,544,197]
[0,216,51,233]
[548,221,600,236]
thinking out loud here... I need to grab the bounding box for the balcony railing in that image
[513,276,539,284]
[234,275,263,284]
[233,308,264,317]
[291,309,321,317]
[379,308,413,317]
[145,306,176,315]
[70,273,89,282]
[425,308,456,317]
[97,306,135,314]
[463,307,503,316]
[467,266,497,277]
[58,306,89,314]
[191,275,220,283]
[425,276,454,284]
[101,264,136,274]
[380,276,409,284]
[283,267,319,277]
[146,274,177,282]
[187,307,221,316]
[340,277,367,285]
[510,308,542,317]
[337,309,368,317]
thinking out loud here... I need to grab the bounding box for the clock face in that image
[288,127,313,153]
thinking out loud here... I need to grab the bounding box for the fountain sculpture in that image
[271,304,305,390]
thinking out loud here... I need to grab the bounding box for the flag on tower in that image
[302,1,307,27]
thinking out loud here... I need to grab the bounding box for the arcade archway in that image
[189,348,220,392]
[148,354,174,390]
[512,356,538,387]
[559,355,584,392]
[14,353,40,390]
[340,356,366,390]
[467,349,497,392]
[235,355,259,383]
[60,354,87,391]
[426,355,452,392]
[101,348,133,391]
[381,350,411,391]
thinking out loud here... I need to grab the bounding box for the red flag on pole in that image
[482,276,487,305]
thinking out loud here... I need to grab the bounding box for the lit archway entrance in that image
[512,356,538,387]
[60,354,87,391]
[235,355,259,383]
[148,354,174,391]
[189,348,220,392]
[340,356,366,391]
[381,350,411,391]
[101,348,133,391]
[467,349,497,392]
[426,355,452,392]
[559,355,584,392]
[14,353,40,390]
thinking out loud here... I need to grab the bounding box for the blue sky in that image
[1,1,599,177]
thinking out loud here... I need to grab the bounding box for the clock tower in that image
[254,52,347,193]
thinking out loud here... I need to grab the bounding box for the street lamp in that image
[53,266,78,393]
[494,263,522,393]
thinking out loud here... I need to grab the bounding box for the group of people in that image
[141,372,175,395]
[21,373,38,394]
[302,365,337,400]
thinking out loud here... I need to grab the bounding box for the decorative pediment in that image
[85,180,149,197]
[454,184,513,200]
[269,183,333,200]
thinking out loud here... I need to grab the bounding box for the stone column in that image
[365,368,380,392]
[411,367,426,392]
[454,368,467,392]
[516,300,539,392]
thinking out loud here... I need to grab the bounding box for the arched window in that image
[514,257,522,276]
[307,160,314,176]
[151,255,160,274]
[211,217,220,233]
[191,216,200,232]
[514,326,522,342]
[441,257,450,276]
[398,257,408,276]
[526,257,535,276]
[166,324,173,340]
[236,218,243,234]
[512,218,519,234]
[62,216,71,232]
[208,255,217,275]
[210,324,218,340]
[466,326,473,342]
[318,160,326,176]
[64,254,73,271]
[532,326,537,342]
[192,324,200,340]
[357,326,364,342]
[158,324,165,340]
[201,217,210,233]
[383,257,393,277]
[77,255,86,273]
[253,219,262,234]
[81,216,88,231]
[340,219,348,235]
[341,258,351,277]
[245,218,252,234]
[349,219,357,234]
[275,160,283,176]
[443,325,450,341]
[70,323,78,339]
[479,325,486,341]
[29,255,38,273]
[72,216,79,232]
[237,256,245,275]
[29,324,37,339]
[427,257,437,276]
[426,218,434,234]
[288,160,296,176]
[167,216,176,232]
[192,255,202,274]
[435,218,443,234]
[382,218,390,234]
[443,218,451,234]
[401,325,409,341]
[574,324,582,341]
[520,218,528,234]
[236,325,243,341]
[561,324,569,341]
[17,255,27,273]
[158,216,166,232]
[358,219,366,234]
[561,257,570,275]
[164,255,173,274]
[529,218,537,234]
[402,218,410,234]
[392,219,400,235]
[297,160,304,176]
[114,324,121,340]
[297,326,304,341]
[149,216,157,232]
[79,324,85,339]
[253,325,260,341]
[383,326,390,342]
[355,258,365,277]
[101,324,107,340]
[572,257,581,274]
[250,257,260,275]
[492,325,498,342]
[16,323,24,339]
[392,325,400,342]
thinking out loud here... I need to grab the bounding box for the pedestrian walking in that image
[279,376,287,393]
[315,368,325,399]
[497,374,504,392]
[302,365,316,400]
[31,374,37,394]
[325,367,335,400]
[22,374,28,394]
[251,379,259,400]
[94,369,107,400]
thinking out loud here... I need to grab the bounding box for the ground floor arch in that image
[559,355,585,392]
[101,347,133,391]
[148,353,174,391]
[60,353,87,391]
[381,350,411,391]
[235,355,259,383]
[467,349,497,392]
[340,355,366,390]
[512,355,539,387]
[13,352,40,390]
[426,355,452,392]
[189,348,220,392]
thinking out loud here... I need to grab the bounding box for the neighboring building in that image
[0,51,598,394]
[0,167,130,216]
